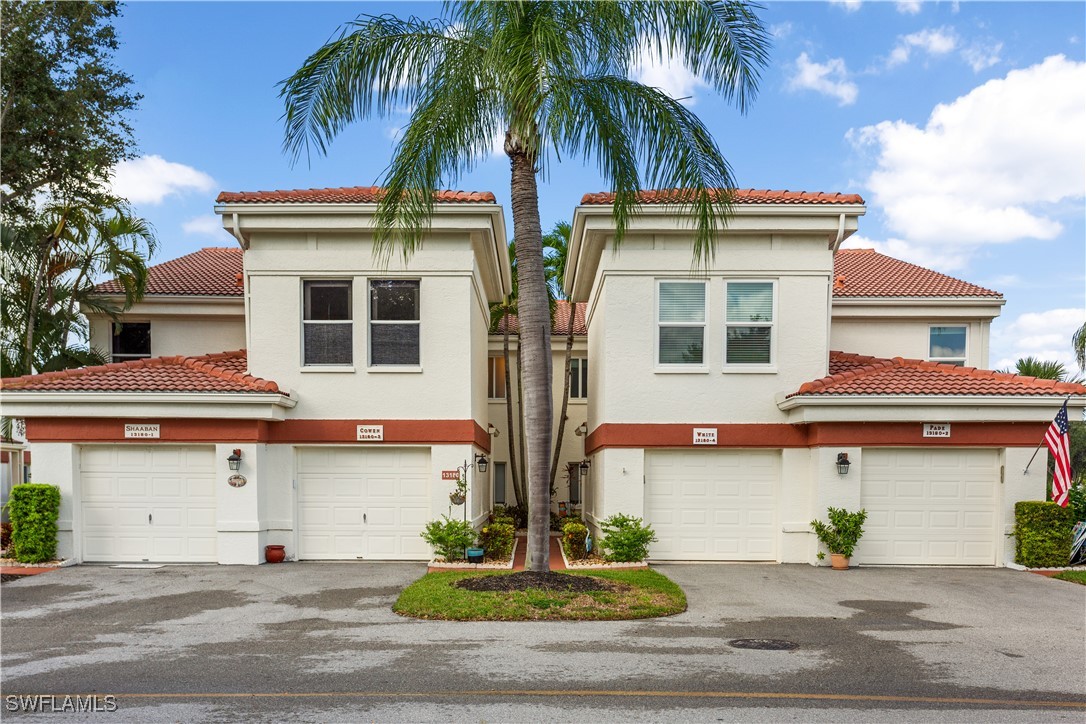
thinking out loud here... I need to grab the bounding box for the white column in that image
[1002,446,1047,567]
[24,443,78,561]
[215,443,261,565]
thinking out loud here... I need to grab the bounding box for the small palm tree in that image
[280,1,770,570]
[1073,322,1085,373]
[1009,356,1083,384]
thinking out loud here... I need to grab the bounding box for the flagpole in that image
[1023,395,1073,474]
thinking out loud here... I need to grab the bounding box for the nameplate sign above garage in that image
[124,424,160,439]
[357,425,384,441]
[922,423,951,438]
[693,428,718,445]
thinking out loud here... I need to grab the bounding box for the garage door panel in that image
[646,450,779,561]
[859,449,998,565]
[297,447,431,560]
[80,445,217,563]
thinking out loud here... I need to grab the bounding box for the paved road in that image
[2,562,1083,722]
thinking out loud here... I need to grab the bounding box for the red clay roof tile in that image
[792,351,1086,398]
[0,350,281,394]
[216,186,496,204]
[833,249,1000,298]
[95,247,243,297]
[493,300,587,336]
[580,188,865,206]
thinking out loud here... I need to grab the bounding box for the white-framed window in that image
[111,322,151,362]
[493,462,506,506]
[656,279,707,367]
[929,325,967,365]
[724,280,776,367]
[569,357,588,398]
[302,280,353,366]
[488,356,507,399]
[369,279,420,366]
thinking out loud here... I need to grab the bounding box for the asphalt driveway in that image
[1,562,1083,722]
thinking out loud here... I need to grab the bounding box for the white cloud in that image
[830,0,863,13]
[992,308,1085,370]
[896,1,922,15]
[770,22,793,40]
[182,214,226,238]
[847,55,1086,267]
[632,43,707,106]
[961,41,1003,72]
[887,27,958,68]
[787,53,858,106]
[839,234,974,272]
[111,155,216,205]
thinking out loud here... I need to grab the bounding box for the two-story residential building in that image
[2,185,1082,567]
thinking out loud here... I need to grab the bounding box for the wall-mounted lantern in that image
[475,453,489,473]
[227,449,243,471]
[487,423,499,437]
[579,459,591,475]
[574,423,588,437]
[836,452,851,475]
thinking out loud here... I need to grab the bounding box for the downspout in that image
[831,213,847,252]
[827,214,846,375]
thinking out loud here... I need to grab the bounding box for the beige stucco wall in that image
[88,313,245,360]
[830,317,992,368]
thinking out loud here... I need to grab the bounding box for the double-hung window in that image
[112,322,151,362]
[303,280,352,366]
[657,280,707,367]
[370,280,420,366]
[929,325,966,366]
[569,357,588,398]
[724,281,775,367]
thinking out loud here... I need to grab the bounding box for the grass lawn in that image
[393,569,687,621]
[1052,570,1086,585]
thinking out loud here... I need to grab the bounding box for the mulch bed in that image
[454,571,616,593]
[1,573,28,584]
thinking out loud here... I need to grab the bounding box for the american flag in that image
[1045,401,1071,507]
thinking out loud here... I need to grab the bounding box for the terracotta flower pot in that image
[830,553,850,570]
[265,544,286,564]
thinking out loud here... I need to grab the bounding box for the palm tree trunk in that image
[502,312,524,508]
[507,142,553,572]
[516,348,527,500]
[549,312,576,493]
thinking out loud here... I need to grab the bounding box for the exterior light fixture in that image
[836,452,851,475]
[227,449,243,471]
[487,423,499,437]
[574,423,588,437]
[579,459,591,475]
[475,453,489,473]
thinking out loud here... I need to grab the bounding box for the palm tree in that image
[1073,322,1085,372]
[1009,356,1083,384]
[544,221,577,494]
[280,1,770,571]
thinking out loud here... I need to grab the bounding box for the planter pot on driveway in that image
[265,545,286,564]
[830,553,850,570]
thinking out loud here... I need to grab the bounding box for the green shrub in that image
[8,483,61,564]
[1013,501,1074,567]
[479,522,515,560]
[498,504,528,529]
[1,521,11,550]
[599,514,656,562]
[489,507,515,527]
[420,516,477,561]
[810,507,868,558]
[561,520,589,559]
[550,512,565,531]
[1068,483,1086,524]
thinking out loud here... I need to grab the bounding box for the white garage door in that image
[858,448,1000,565]
[645,449,780,561]
[296,447,431,560]
[81,445,217,563]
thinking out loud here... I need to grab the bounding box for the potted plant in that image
[810,507,868,570]
[449,474,467,506]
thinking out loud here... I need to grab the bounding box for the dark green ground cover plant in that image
[393,568,685,620]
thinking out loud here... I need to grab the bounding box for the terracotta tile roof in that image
[95,247,244,297]
[216,186,496,204]
[791,351,1086,398]
[0,350,281,394]
[580,188,864,205]
[833,249,1000,298]
[492,300,587,336]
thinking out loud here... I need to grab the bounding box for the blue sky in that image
[108,1,1085,370]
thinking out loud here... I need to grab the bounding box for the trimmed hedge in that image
[8,483,61,564]
[599,514,657,563]
[561,519,589,559]
[1013,501,1074,568]
[479,521,515,560]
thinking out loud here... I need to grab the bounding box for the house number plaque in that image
[357,425,384,441]
[922,423,951,438]
[124,423,160,439]
[693,428,718,445]
[228,474,247,487]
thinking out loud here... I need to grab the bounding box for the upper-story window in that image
[657,280,707,367]
[370,280,420,366]
[569,357,588,398]
[724,281,775,367]
[303,280,352,366]
[488,356,507,399]
[112,322,151,362]
[929,325,966,366]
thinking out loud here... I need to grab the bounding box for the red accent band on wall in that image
[585,421,1049,454]
[24,418,491,453]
